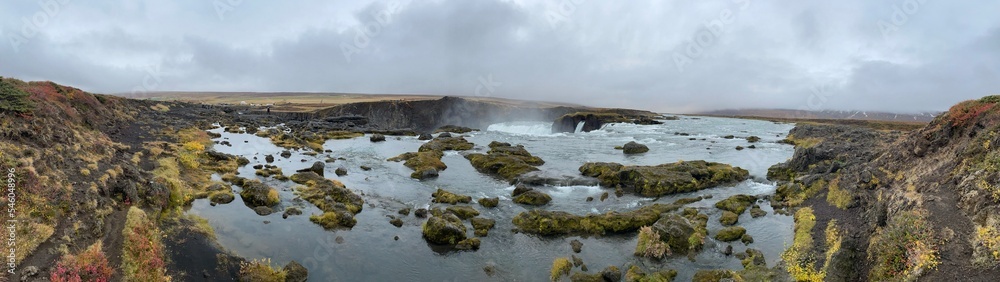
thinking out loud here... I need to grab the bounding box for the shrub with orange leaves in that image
[50,242,114,282]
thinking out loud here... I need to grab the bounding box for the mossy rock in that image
[512,198,699,235]
[390,218,404,228]
[465,142,545,183]
[471,217,495,237]
[551,257,572,281]
[741,233,754,245]
[283,261,308,282]
[310,210,357,229]
[650,214,701,255]
[209,191,235,204]
[719,211,739,226]
[569,272,604,282]
[715,194,757,215]
[419,136,475,152]
[238,180,280,207]
[253,206,275,216]
[766,164,796,182]
[388,151,447,180]
[600,266,622,282]
[513,185,532,197]
[434,125,478,134]
[283,207,303,218]
[740,248,766,268]
[749,206,767,218]
[513,190,552,206]
[445,206,480,220]
[291,172,364,214]
[432,189,472,204]
[478,197,499,208]
[421,213,467,245]
[580,161,749,197]
[692,269,743,282]
[455,237,481,251]
[746,136,761,143]
[571,240,584,253]
[625,265,677,282]
[714,226,747,242]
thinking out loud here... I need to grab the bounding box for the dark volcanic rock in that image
[435,125,478,134]
[417,133,433,140]
[512,184,532,197]
[370,134,386,142]
[253,206,275,216]
[283,261,308,282]
[622,141,650,154]
[571,240,583,253]
[296,161,325,176]
[335,167,348,176]
[552,112,634,133]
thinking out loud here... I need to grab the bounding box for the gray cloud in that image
[1,0,997,113]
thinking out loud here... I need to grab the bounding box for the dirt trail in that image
[101,210,127,282]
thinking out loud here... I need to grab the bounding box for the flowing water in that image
[187,116,797,281]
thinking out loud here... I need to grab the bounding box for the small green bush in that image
[0,79,34,113]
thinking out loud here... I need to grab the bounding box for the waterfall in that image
[486,122,555,136]
[574,121,586,133]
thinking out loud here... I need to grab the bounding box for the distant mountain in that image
[697,108,939,122]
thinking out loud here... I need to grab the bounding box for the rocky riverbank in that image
[765,95,1000,281]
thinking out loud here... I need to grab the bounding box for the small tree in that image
[0,79,34,114]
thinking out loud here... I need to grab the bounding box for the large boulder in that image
[478,197,499,208]
[715,194,757,214]
[692,270,743,282]
[238,180,280,207]
[434,125,478,134]
[471,217,496,237]
[370,134,386,142]
[715,226,747,242]
[622,141,650,154]
[511,197,703,235]
[580,161,749,197]
[296,161,325,177]
[445,206,480,220]
[466,142,545,183]
[513,190,552,206]
[650,214,698,254]
[283,261,308,282]
[388,151,446,180]
[422,213,467,245]
[290,171,364,228]
[432,189,472,204]
[419,136,475,152]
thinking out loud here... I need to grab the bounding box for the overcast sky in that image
[1,0,998,113]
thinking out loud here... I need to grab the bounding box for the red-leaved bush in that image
[50,242,114,282]
[948,100,998,127]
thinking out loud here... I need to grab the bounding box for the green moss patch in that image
[580,161,749,197]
